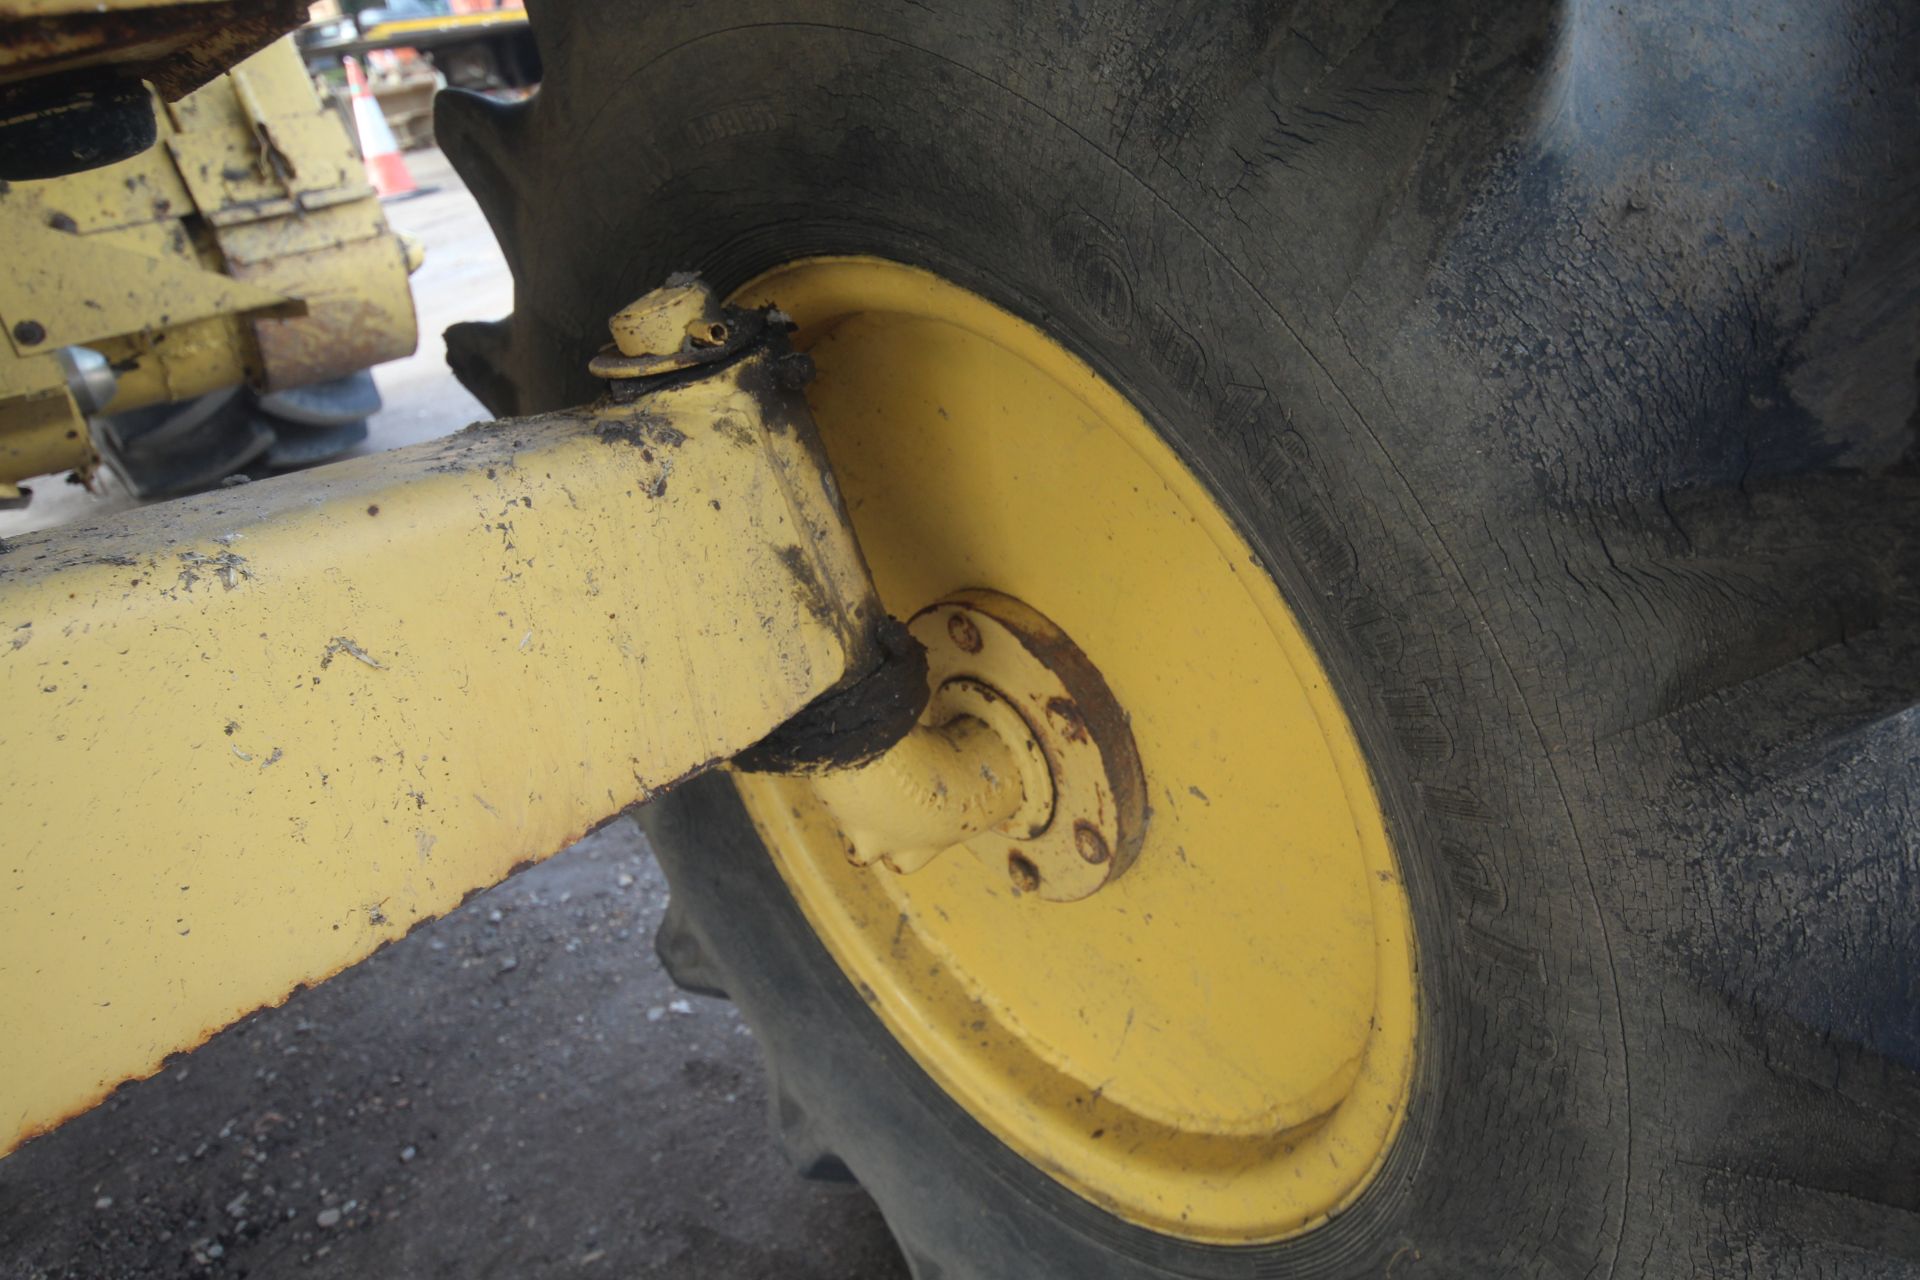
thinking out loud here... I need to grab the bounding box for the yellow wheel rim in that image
[729,258,1416,1243]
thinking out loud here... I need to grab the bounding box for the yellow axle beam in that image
[0,335,883,1154]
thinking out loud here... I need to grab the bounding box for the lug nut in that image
[947,612,983,653]
[1007,851,1041,894]
[1073,821,1110,865]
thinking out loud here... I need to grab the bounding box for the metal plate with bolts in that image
[906,590,1146,901]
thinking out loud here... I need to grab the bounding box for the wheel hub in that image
[726,257,1417,1244]
[812,590,1146,902]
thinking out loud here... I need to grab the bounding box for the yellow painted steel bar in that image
[0,351,878,1155]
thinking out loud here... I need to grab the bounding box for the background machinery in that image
[0,34,417,503]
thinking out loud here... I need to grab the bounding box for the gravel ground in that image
[1,821,910,1279]
[0,147,912,1279]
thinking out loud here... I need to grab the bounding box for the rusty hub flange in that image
[909,590,1146,902]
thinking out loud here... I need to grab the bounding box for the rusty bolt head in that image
[947,612,983,654]
[1072,821,1110,865]
[608,276,725,360]
[1007,851,1041,894]
[12,319,46,347]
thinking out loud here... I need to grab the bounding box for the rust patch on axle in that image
[246,293,412,394]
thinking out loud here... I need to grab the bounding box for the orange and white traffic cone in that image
[343,55,417,200]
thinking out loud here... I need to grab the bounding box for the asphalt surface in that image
[0,148,912,1280]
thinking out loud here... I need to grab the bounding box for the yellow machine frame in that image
[0,322,886,1154]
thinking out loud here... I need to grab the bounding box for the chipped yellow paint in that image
[731,259,1417,1243]
[0,353,877,1155]
[0,387,93,488]
[0,218,296,361]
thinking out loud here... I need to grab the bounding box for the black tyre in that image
[440,3,1920,1275]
